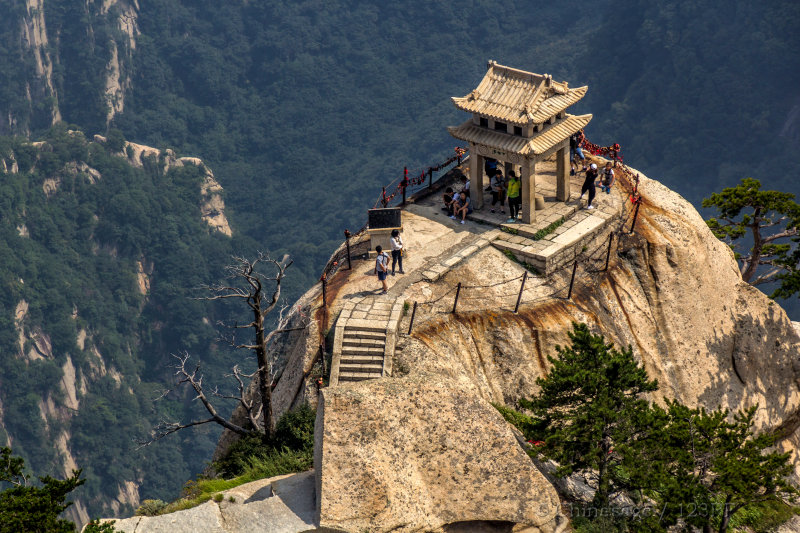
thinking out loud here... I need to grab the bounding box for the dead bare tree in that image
[140,253,307,448]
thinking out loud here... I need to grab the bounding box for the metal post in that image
[319,343,326,378]
[630,198,641,234]
[381,186,387,208]
[428,167,433,189]
[403,166,408,204]
[321,273,327,323]
[514,271,528,313]
[452,282,462,314]
[407,301,418,335]
[604,233,614,271]
[344,229,352,270]
[567,261,578,300]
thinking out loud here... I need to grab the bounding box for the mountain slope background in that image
[0,0,798,522]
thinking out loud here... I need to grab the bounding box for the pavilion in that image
[448,61,592,223]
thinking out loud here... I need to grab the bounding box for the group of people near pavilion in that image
[442,137,616,220]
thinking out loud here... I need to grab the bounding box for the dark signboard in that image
[368,208,401,229]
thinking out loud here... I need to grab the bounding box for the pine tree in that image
[0,447,84,533]
[654,402,796,533]
[525,322,659,509]
[703,177,800,298]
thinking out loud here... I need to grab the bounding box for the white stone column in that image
[470,144,484,210]
[556,143,570,201]
[521,158,536,224]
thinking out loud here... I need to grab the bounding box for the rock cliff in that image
[105,160,800,531]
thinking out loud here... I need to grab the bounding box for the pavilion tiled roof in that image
[448,114,592,157]
[452,61,588,126]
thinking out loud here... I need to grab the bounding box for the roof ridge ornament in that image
[468,89,481,101]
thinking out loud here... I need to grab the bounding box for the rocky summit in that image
[97,154,800,532]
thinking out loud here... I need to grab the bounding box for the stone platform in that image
[413,157,624,275]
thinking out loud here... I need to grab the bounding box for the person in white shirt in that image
[390,229,404,275]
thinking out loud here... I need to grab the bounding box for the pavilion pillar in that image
[521,158,536,224]
[469,143,485,209]
[556,143,570,201]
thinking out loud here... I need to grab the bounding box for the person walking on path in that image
[506,171,521,222]
[390,229,404,275]
[374,245,390,294]
[580,163,598,210]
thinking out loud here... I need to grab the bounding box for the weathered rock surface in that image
[315,374,565,532]
[99,471,316,533]
[104,161,800,531]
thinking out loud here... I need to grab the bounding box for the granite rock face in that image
[315,374,566,533]
[97,471,316,533]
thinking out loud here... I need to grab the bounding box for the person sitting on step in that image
[453,191,472,224]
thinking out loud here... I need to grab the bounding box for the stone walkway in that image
[329,297,403,385]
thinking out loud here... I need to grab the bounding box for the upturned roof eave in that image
[451,86,589,126]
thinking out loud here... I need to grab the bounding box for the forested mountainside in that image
[0,126,256,521]
[0,0,798,522]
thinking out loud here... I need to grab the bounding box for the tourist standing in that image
[506,171,521,222]
[580,163,598,210]
[570,129,586,175]
[490,169,505,214]
[390,229,404,275]
[600,162,615,193]
[374,245,390,294]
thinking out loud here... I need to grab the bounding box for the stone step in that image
[341,338,384,347]
[339,372,383,381]
[339,363,384,374]
[343,324,386,334]
[340,354,385,364]
[341,345,385,356]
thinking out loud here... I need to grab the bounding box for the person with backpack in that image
[390,229,404,275]
[570,129,586,175]
[374,245,390,294]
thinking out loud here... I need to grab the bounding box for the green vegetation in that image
[138,404,315,516]
[703,178,800,299]
[501,249,541,275]
[0,0,797,519]
[499,323,797,533]
[0,447,83,533]
[0,126,255,517]
[532,217,565,241]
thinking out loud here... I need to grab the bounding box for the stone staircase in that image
[337,324,386,382]
[329,298,403,386]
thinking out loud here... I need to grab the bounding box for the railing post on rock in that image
[407,301,418,335]
[428,167,433,189]
[604,233,614,271]
[567,261,578,300]
[452,282,462,314]
[321,273,328,332]
[514,271,528,314]
[344,229,352,270]
[630,197,642,234]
